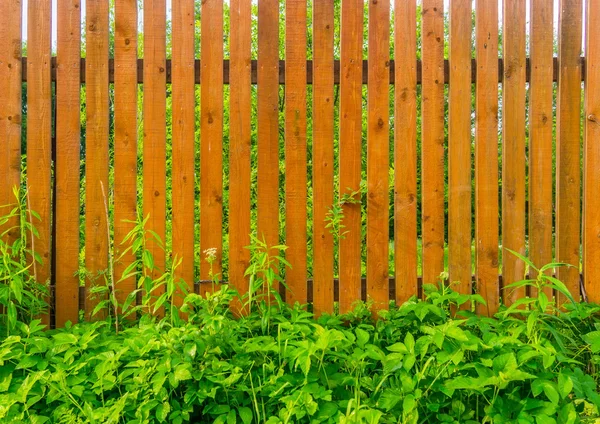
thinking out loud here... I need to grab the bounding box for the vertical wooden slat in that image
[367,0,389,310]
[338,0,363,313]
[285,0,308,305]
[502,0,527,305]
[395,0,417,305]
[85,0,109,320]
[55,0,81,326]
[529,0,554,297]
[229,0,252,301]
[556,0,582,302]
[0,0,22,240]
[172,0,195,303]
[27,0,53,326]
[448,0,472,298]
[584,0,600,303]
[114,0,139,312]
[257,0,280,273]
[421,0,445,286]
[475,0,499,316]
[312,0,335,315]
[200,0,224,287]
[143,0,167,299]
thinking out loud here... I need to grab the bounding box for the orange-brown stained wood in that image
[171,0,195,306]
[367,0,390,312]
[556,0,583,304]
[338,0,363,313]
[27,0,53,326]
[0,0,22,243]
[528,0,554,299]
[85,0,110,321]
[200,0,224,290]
[502,0,527,306]
[114,0,139,316]
[285,0,308,306]
[421,0,445,287]
[395,0,418,305]
[448,0,472,301]
[257,0,280,283]
[312,0,335,315]
[55,0,81,327]
[584,0,600,304]
[475,0,499,316]
[229,0,252,309]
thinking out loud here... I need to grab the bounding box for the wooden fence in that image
[1,0,600,327]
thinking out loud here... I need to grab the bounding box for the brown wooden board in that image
[55,0,81,326]
[367,0,390,311]
[528,0,554,299]
[475,0,500,316]
[502,0,527,305]
[584,0,600,304]
[27,0,53,326]
[171,0,195,306]
[338,0,363,313]
[312,0,335,315]
[143,0,167,312]
[448,0,472,300]
[556,0,583,303]
[421,0,445,287]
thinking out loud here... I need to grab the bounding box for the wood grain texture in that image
[475,0,499,316]
[285,0,308,306]
[257,0,280,279]
[200,0,224,288]
[143,0,167,308]
[394,0,418,305]
[27,0,53,326]
[448,0,472,299]
[584,0,600,303]
[171,0,195,304]
[556,0,582,303]
[421,0,445,287]
[55,0,81,326]
[312,0,335,315]
[0,0,22,244]
[229,0,252,305]
[367,0,389,311]
[502,0,527,305]
[528,0,554,298]
[338,0,363,313]
[114,0,139,314]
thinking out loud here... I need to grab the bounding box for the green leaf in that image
[558,373,573,399]
[174,365,192,383]
[238,407,253,424]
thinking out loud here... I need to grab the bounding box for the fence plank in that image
[257,0,280,280]
[475,0,499,316]
[171,0,195,304]
[367,0,390,310]
[143,0,167,308]
[421,0,445,287]
[200,0,224,287]
[394,0,417,304]
[502,0,526,305]
[85,0,109,321]
[27,0,53,326]
[285,0,308,305]
[584,0,600,303]
[55,0,81,326]
[448,0,472,299]
[114,0,139,314]
[312,0,335,315]
[556,0,583,303]
[0,0,22,242]
[338,0,363,313]
[529,0,554,298]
